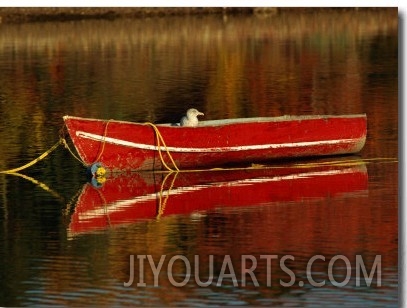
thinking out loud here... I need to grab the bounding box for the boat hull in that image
[63,114,367,171]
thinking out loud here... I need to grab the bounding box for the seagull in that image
[180,108,204,127]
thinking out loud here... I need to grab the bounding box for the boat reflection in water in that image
[67,157,368,236]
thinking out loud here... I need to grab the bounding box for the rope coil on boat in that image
[144,122,180,172]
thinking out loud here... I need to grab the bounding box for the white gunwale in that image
[64,114,367,128]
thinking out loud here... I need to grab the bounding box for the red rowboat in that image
[63,114,367,171]
[67,159,368,236]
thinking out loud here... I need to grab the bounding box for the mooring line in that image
[0,140,62,174]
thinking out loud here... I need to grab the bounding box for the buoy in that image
[89,162,106,178]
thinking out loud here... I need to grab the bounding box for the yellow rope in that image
[93,119,112,164]
[0,140,62,174]
[60,119,111,170]
[144,122,180,172]
[146,156,397,175]
[60,137,86,166]
[291,157,398,168]
[61,120,179,172]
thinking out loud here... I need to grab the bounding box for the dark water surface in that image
[0,9,398,306]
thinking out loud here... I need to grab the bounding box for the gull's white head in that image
[187,108,204,118]
[180,108,204,127]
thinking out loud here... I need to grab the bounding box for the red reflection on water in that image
[68,160,368,237]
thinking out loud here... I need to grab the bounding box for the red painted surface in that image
[63,114,367,171]
[68,162,368,236]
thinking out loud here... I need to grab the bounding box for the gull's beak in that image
[198,112,204,117]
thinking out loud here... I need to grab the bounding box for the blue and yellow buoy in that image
[89,162,106,178]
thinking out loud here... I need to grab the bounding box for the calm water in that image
[0,9,398,306]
